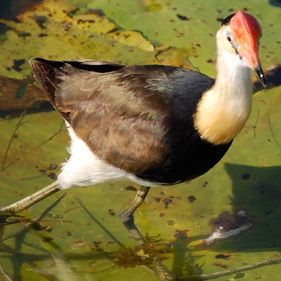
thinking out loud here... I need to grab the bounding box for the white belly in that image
[57,125,155,189]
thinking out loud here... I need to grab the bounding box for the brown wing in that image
[31,59,171,173]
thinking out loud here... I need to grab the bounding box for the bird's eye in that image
[227,36,232,42]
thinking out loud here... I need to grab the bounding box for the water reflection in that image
[1,162,281,280]
[0,0,43,19]
[269,0,281,7]
[0,1,281,280]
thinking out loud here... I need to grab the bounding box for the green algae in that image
[0,1,280,280]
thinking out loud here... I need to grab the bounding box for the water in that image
[0,1,280,280]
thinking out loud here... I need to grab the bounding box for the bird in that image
[1,11,265,240]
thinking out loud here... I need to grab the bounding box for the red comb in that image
[230,11,262,45]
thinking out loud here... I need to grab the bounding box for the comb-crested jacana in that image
[1,11,265,240]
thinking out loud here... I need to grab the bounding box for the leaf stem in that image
[179,256,281,280]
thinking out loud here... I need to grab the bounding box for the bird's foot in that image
[119,210,144,241]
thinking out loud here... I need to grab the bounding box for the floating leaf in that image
[0,1,280,281]
[0,76,46,112]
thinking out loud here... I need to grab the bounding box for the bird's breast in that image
[194,85,252,145]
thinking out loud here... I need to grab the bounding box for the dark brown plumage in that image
[31,59,231,185]
[0,12,265,248]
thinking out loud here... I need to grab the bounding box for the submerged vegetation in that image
[0,0,280,280]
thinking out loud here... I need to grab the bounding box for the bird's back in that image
[31,59,231,185]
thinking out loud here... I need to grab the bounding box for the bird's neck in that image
[194,49,253,145]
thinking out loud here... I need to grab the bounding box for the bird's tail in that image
[30,58,74,122]
[30,58,126,122]
[29,58,65,108]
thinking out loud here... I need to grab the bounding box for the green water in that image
[0,1,280,280]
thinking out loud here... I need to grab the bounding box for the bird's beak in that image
[239,45,266,88]
[255,63,266,87]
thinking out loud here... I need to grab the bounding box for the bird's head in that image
[217,11,265,86]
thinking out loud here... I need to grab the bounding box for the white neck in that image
[194,30,253,145]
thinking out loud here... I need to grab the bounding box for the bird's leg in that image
[120,186,175,280]
[0,181,61,215]
[119,185,150,241]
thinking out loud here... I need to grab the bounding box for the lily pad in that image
[0,1,280,281]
